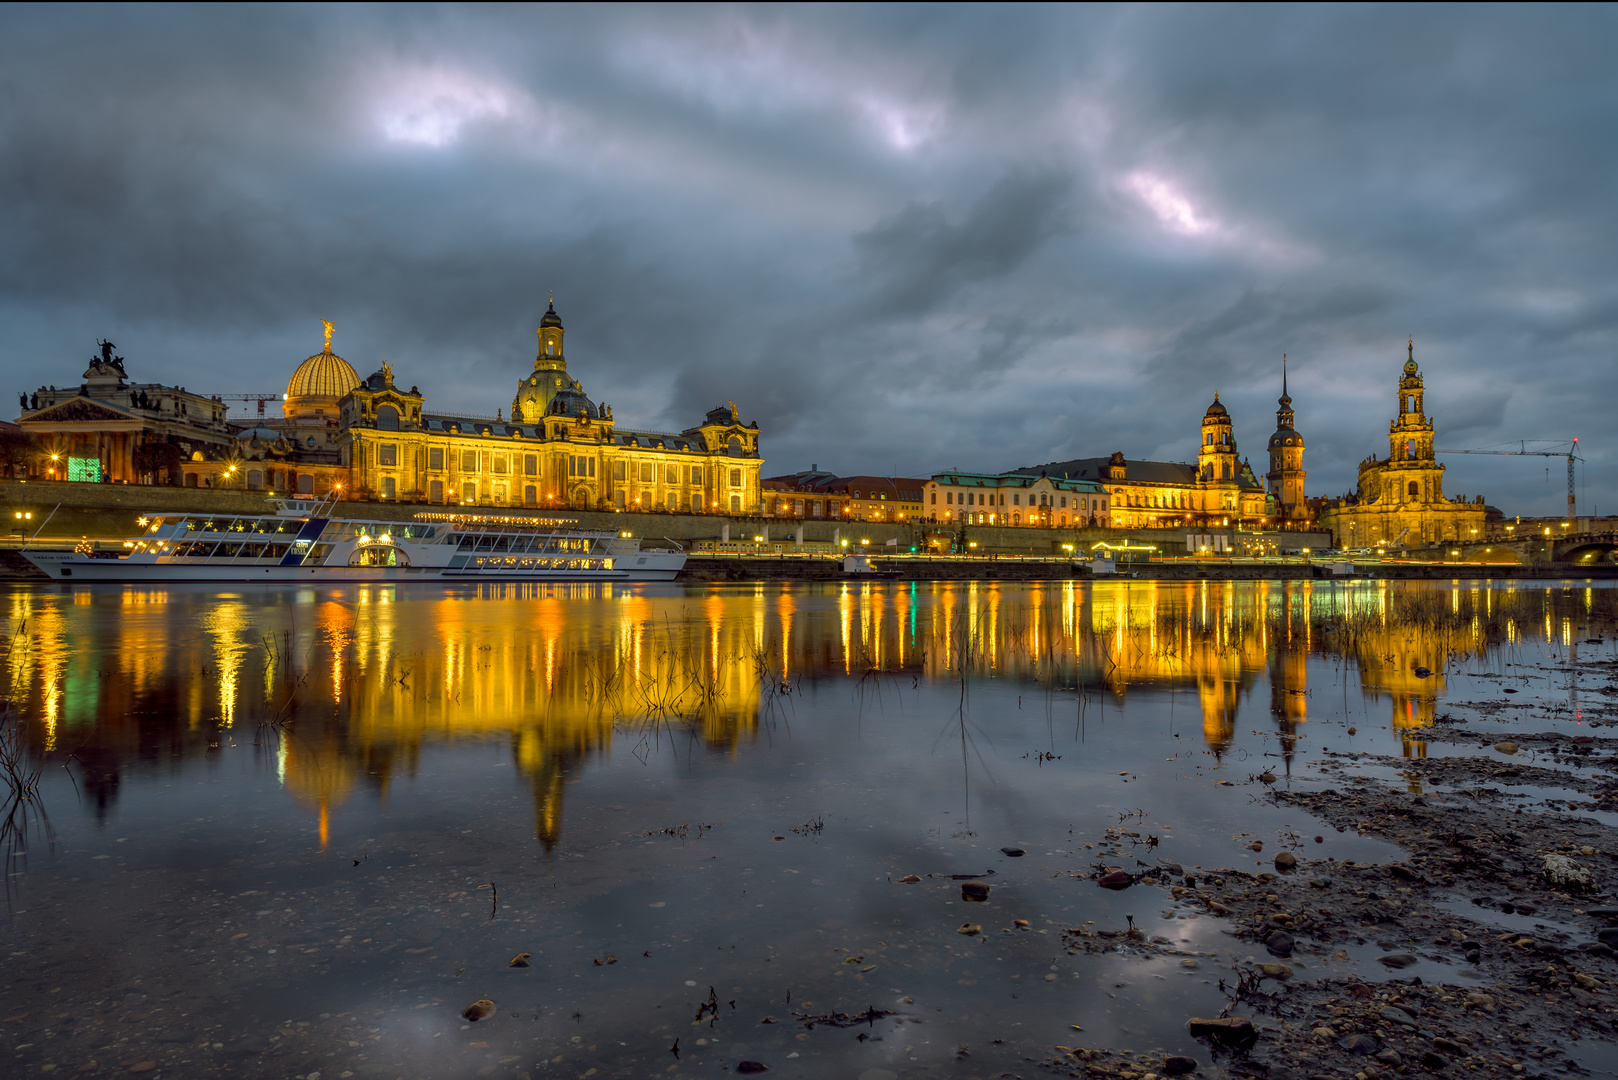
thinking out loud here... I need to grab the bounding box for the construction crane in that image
[209,393,284,417]
[1434,439,1581,519]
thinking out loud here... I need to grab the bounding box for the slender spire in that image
[1280,353,1290,404]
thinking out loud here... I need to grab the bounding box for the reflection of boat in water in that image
[841,554,902,579]
[22,495,686,583]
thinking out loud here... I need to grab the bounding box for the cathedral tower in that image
[1197,394,1239,482]
[1265,358,1307,520]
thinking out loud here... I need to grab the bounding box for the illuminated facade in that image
[1319,343,1487,548]
[338,303,765,513]
[923,470,1109,526]
[1017,396,1271,528]
[16,340,240,485]
[762,470,926,521]
[1264,363,1310,524]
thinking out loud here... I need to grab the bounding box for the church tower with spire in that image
[1265,357,1307,522]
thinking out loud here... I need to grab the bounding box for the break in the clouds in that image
[3,3,1617,516]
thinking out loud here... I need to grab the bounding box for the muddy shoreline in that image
[1050,733,1618,1079]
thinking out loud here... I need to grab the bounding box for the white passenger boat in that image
[21,495,686,583]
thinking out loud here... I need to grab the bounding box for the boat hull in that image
[20,550,685,583]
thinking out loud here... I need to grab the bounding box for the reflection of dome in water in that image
[281,738,356,846]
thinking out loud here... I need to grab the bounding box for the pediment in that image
[22,398,137,424]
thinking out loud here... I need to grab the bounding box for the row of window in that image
[940,490,1099,510]
[370,444,746,489]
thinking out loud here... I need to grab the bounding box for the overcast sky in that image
[4,4,1615,516]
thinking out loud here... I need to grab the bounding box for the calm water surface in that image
[1,579,1613,1079]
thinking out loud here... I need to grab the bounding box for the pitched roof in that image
[1017,456,1262,491]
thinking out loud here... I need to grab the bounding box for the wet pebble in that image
[960,881,991,902]
[999,847,1025,857]
[1493,741,1519,755]
[736,1063,770,1074]
[1376,952,1419,969]
[462,999,495,1022]
[1379,1006,1418,1028]
[957,923,982,936]
[1339,1033,1381,1056]
[1258,963,1293,980]
[1163,1054,1198,1074]
[509,953,531,968]
[1265,930,1295,957]
[897,875,921,884]
[1274,851,1297,870]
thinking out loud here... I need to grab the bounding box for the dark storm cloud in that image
[853,168,1075,317]
[3,4,1617,515]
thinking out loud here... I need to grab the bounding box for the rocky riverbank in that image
[1044,718,1618,1079]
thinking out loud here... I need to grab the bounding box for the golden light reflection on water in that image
[4,579,1612,849]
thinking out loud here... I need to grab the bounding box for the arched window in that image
[1408,480,1419,499]
[727,436,742,457]
[376,404,400,431]
[1222,463,1232,479]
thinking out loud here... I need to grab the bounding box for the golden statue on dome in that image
[322,319,335,351]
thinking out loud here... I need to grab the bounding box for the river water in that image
[0,578,1613,1079]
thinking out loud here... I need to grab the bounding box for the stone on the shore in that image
[1493,741,1518,754]
[961,880,991,901]
[1543,853,1593,889]
[1376,952,1419,968]
[1421,1051,1450,1070]
[1378,1006,1418,1027]
[1187,1016,1257,1048]
[1274,851,1298,870]
[1258,962,1293,980]
[898,874,921,883]
[1163,1054,1198,1074]
[1265,930,1295,957]
[1338,1033,1381,1055]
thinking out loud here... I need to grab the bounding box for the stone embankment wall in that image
[0,479,1329,555]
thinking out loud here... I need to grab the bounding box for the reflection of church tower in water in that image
[1268,593,1310,776]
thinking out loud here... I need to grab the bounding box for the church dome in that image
[548,388,599,419]
[1203,394,1229,418]
[539,301,563,329]
[287,347,360,401]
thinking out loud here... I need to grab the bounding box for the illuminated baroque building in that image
[16,305,766,512]
[1265,361,1310,524]
[1318,343,1487,548]
[1014,396,1272,528]
[334,302,764,512]
[16,341,241,485]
